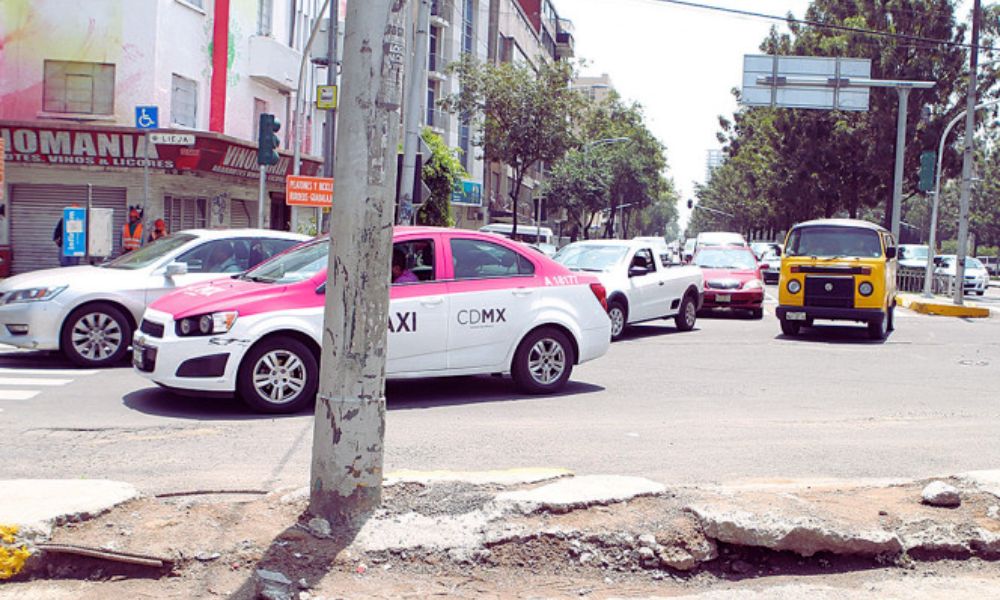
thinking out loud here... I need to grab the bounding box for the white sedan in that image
[0,229,308,367]
[934,255,990,296]
[554,239,704,340]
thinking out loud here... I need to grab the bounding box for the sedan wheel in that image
[512,327,575,394]
[238,337,318,413]
[608,301,627,340]
[61,304,132,367]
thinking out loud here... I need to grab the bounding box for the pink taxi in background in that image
[133,227,612,413]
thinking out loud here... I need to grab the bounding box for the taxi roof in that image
[792,218,888,233]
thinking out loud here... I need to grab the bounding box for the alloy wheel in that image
[71,312,123,362]
[252,350,307,405]
[527,338,567,385]
[609,306,625,338]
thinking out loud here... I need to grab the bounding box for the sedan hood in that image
[0,265,135,292]
[150,277,306,319]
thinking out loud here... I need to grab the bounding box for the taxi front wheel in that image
[512,327,575,395]
[237,337,318,414]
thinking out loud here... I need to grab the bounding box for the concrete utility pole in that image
[322,0,341,233]
[398,0,431,225]
[309,0,408,527]
[955,0,981,306]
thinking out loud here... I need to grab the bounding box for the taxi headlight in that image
[859,282,874,297]
[787,279,802,294]
[3,286,67,304]
[176,311,239,337]
[743,279,763,290]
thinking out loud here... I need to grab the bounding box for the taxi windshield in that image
[242,238,328,284]
[694,248,756,270]
[101,234,196,270]
[553,245,629,272]
[786,226,883,259]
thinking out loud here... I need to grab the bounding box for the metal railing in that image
[897,267,956,295]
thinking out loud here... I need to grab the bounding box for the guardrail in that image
[897,267,956,295]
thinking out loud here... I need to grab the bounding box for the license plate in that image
[786,312,807,321]
[132,343,144,368]
[716,294,731,303]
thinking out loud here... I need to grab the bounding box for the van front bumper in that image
[776,305,885,324]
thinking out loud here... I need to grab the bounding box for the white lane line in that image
[0,368,98,376]
[0,377,72,387]
[0,390,40,400]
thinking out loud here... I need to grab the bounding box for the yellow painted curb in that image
[897,294,991,318]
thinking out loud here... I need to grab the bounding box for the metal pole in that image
[258,166,267,228]
[293,0,333,177]
[322,0,340,234]
[955,0,981,306]
[310,0,406,528]
[143,132,150,241]
[85,183,92,263]
[398,0,430,225]
[890,87,910,240]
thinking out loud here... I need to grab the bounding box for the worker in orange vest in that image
[122,208,143,253]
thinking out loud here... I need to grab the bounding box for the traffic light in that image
[257,113,281,166]
[687,199,694,209]
[918,151,936,192]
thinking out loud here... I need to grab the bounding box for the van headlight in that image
[175,311,238,336]
[787,279,802,294]
[3,286,67,304]
[859,282,874,297]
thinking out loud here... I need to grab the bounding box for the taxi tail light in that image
[590,283,609,312]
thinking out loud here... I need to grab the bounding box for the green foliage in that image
[444,55,582,235]
[542,148,611,240]
[415,128,464,228]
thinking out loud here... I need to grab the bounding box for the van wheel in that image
[511,327,575,395]
[674,293,697,331]
[237,337,318,413]
[887,305,895,332]
[780,318,800,336]
[61,303,132,367]
[607,300,627,341]
[868,313,889,341]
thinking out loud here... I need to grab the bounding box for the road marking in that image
[0,377,73,386]
[0,368,98,377]
[0,390,40,401]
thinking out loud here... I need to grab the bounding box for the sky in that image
[551,0,816,229]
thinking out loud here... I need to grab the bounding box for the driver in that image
[392,248,418,283]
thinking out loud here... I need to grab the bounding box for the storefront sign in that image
[62,207,87,257]
[450,180,483,206]
[286,175,334,207]
[0,122,321,184]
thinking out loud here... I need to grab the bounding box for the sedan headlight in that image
[743,279,764,290]
[3,286,67,304]
[175,311,238,337]
[787,279,802,294]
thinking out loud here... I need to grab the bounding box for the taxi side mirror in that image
[165,262,188,277]
[885,247,897,260]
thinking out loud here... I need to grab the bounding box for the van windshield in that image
[786,226,883,259]
[241,239,328,284]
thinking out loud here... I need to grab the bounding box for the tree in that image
[541,149,611,241]
[633,184,680,238]
[415,128,464,228]
[445,55,582,236]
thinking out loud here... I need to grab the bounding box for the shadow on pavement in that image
[122,387,310,421]
[697,308,761,321]
[0,349,130,370]
[776,324,889,345]
[618,323,696,340]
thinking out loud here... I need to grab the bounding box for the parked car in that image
[693,246,766,319]
[776,219,897,341]
[898,244,931,270]
[554,239,703,340]
[133,227,612,413]
[934,255,989,296]
[0,229,309,367]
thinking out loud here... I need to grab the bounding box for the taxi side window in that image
[392,239,435,284]
[176,239,253,273]
[451,239,534,280]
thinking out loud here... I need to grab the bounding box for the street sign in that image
[135,106,159,129]
[149,133,195,145]
[919,151,937,192]
[741,55,872,111]
[286,175,334,207]
[63,207,87,257]
[317,85,338,110]
[451,180,483,206]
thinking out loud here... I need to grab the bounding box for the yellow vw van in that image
[776,219,897,340]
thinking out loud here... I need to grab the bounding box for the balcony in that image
[431,0,453,27]
[248,35,301,92]
[555,18,575,59]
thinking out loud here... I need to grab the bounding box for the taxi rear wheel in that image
[61,303,132,367]
[237,337,318,414]
[512,327,575,395]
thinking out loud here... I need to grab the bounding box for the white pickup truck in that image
[554,239,704,340]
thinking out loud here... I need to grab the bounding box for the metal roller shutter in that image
[230,199,258,229]
[10,184,127,275]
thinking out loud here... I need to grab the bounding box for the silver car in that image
[0,229,309,367]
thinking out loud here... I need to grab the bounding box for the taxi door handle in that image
[658,281,665,286]
[512,288,534,297]
[420,297,444,307]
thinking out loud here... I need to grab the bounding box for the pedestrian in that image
[122,208,143,253]
[148,218,168,243]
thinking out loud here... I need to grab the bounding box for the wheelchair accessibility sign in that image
[135,106,159,129]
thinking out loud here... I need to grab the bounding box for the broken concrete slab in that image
[383,467,572,487]
[496,475,666,514]
[956,470,1000,499]
[0,480,139,540]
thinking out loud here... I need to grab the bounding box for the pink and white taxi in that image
[133,227,612,413]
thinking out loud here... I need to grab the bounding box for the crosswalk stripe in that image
[0,390,40,401]
[0,377,72,386]
[0,368,98,377]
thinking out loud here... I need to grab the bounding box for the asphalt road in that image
[2,287,998,494]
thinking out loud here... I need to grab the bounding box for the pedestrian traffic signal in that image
[918,151,936,192]
[257,113,281,166]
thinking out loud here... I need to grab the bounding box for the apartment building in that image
[0,0,332,274]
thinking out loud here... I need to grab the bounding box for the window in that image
[258,238,298,263]
[258,0,274,35]
[176,239,256,274]
[171,75,198,128]
[393,239,436,284]
[462,0,475,55]
[451,238,534,279]
[166,196,208,233]
[426,81,438,127]
[429,26,440,72]
[631,249,657,272]
[459,119,471,169]
[43,60,115,115]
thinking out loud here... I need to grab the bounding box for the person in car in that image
[206,242,241,273]
[392,248,419,283]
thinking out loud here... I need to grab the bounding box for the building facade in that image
[0,0,333,274]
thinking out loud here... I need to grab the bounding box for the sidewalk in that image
[3,469,1000,598]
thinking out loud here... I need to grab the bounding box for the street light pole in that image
[890,87,910,240]
[955,0,982,306]
[398,0,431,225]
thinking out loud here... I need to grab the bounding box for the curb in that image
[897,293,991,318]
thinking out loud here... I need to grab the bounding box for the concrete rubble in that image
[0,479,139,540]
[921,481,961,507]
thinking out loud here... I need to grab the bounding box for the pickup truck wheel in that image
[780,318,800,336]
[511,327,575,394]
[608,300,627,341]
[674,294,697,331]
[237,337,318,414]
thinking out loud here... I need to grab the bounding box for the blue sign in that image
[63,207,87,257]
[135,106,159,129]
[450,180,483,207]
